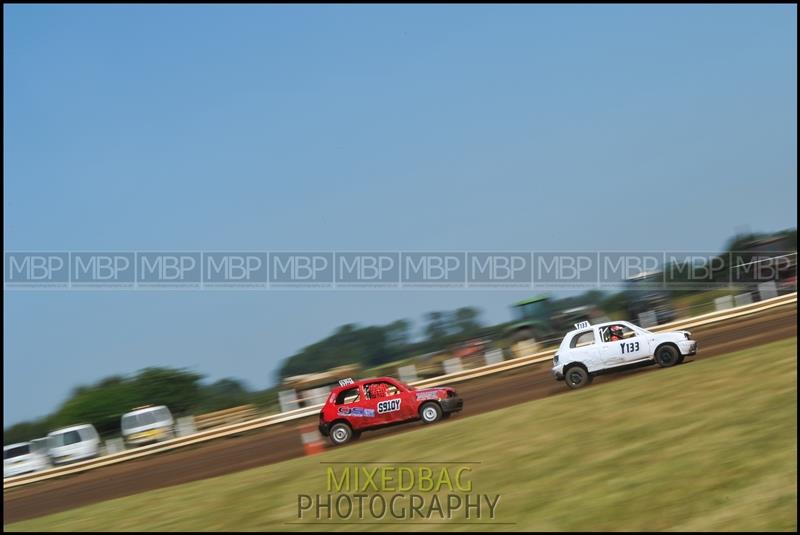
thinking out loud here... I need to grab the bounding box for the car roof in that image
[331,376,401,393]
[48,424,95,435]
[566,320,635,336]
[122,405,170,417]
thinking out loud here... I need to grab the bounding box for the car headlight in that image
[553,354,559,365]
[684,332,692,340]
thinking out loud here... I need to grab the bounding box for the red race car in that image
[318,377,464,445]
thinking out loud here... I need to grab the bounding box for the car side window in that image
[570,330,595,348]
[600,324,636,343]
[364,382,400,399]
[64,430,82,445]
[335,387,360,405]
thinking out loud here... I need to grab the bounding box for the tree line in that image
[3,368,278,445]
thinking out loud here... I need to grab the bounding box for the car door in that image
[598,323,650,365]
[388,379,419,421]
[567,329,601,371]
[333,386,372,429]
[362,381,407,425]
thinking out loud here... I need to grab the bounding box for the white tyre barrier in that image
[104,438,125,455]
[714,295,734,311]
[484,349,504,366]
[758,281,778,301]
[443,357,463,375]
[638,310,658,328]
[176,416,197,438]
[278,389,300,413]
[398,364,418,383]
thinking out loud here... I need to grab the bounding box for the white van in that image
[47,424,100,465]
[121,405,175,447]
[3,442,51,478]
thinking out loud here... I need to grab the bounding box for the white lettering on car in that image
[377,399,402,414]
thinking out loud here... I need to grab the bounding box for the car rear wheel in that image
[420,402,443,424]
[565,366,592,389]
[329,423,353,446]
[655,345,679,368]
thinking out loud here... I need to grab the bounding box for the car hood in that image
[415,387,455,396]
[651,330,691,343]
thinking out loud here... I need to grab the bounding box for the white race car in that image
[551,320,697,389]
[4,442,51,478]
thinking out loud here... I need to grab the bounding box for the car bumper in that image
[318,422,330,437]
[551,367,564,381]
[124,429,169,446]
[440,396,464,414]
[51,453,92,465]
[678,340,698,356]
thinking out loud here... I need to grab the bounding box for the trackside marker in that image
[300,424,325,456]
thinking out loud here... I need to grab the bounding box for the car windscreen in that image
[122,411,160,429]
[4,444,31,459]
[122,410,168,430]
[49,430,83,447]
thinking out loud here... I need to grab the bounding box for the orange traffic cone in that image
[300,424,325,455]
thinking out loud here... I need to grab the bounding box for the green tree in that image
[196,378,250,412]
[424,311,449,341]
[48,367,204,437]
[453,307,482,335]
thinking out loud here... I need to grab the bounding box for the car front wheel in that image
[655,345,679,368]
[420,402,443,424]
[565,366,592,389]
[329,423,353,446]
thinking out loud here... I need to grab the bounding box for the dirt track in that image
[4,304,797,524]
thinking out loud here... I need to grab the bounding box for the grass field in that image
[7,338,797,532]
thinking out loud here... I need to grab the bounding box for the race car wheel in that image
[329,423,352,446]
[565,365,592,389]
[655,345,679,368]
[420,402,443,424]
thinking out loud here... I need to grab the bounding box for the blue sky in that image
[3,4,797,426]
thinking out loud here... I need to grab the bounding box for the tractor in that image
[502,295,600,357]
